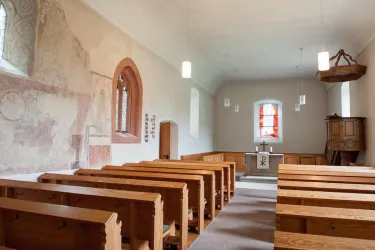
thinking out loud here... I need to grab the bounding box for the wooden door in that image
[159,122,171,159]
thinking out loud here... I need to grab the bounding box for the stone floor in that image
[189,174,277,249]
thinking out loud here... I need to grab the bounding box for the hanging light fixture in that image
[299,48,306,105]
[224,98,231,107]
[182,0,192,78]
[295,103,301,112]
[234,105,240,113]
[295,66,301,112]
[318,0,330,71]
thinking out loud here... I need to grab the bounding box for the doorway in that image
[159,121,178,159]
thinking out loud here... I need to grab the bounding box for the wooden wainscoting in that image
[181,152,328,172]
[181,152,217,161]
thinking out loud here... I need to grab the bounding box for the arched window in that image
[112,58,143,143]
[190,88,200,140]
[0,3,7,59]
[115,73,129,132]
[254,100,283,143]
[341,82,350,117]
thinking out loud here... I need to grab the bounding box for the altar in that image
[242,141,284,177]
[243,152,284,177]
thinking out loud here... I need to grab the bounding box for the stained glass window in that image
[121,85,127,132]
[259,103,279,137]
[0,4,7,59]
[116,73,128,133]
[254,100,282,143]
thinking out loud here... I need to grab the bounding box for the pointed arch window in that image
[112,58,143,143]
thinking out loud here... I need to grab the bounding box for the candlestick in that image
[255,146,258,152]
[270,146,273,153]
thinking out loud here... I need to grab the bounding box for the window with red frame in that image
[259,103,279,138]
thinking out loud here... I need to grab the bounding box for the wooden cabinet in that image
[326,115,366,165]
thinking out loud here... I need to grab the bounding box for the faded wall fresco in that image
[0,0,114,175]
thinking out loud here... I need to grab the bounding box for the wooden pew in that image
[135,161,227,204]
[75,169,205,234]
[276,204,375,240]
[278,174,375,184]
[145,161,231,200]
[278,189,375,210]
[279,164,375,172]
[278,180,375,193]
[39,173,188,250]
[274,231,375,250]
[0,197,121,250]
[155,159,236,196]
[0,179,162,250]
[103,165,215,220]
[278,168,375,178]
[125,162,225,210]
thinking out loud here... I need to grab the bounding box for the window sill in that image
[0,59,28,78]
[254,137,283,144]
[112,132,141,144]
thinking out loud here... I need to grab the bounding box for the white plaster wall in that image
[327,83,343,116]
[215,78,327,153]
[111,42,215,164]
[327,36,375,165]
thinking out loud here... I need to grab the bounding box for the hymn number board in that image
[144,113,157,143]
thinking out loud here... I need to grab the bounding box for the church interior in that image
[1,0,375,249]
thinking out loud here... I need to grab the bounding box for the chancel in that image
[1,0,375,249]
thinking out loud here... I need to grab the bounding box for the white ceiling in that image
[83,0,375,92]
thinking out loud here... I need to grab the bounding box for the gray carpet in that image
[189,188,276,250]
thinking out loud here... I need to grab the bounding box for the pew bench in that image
[75,169,205,235]
[277,189,375,210]
[126,162,225,209]
[104,165,215,220]
[143,161,231,201]
[278,168,375,178]
[0,197,122,250]
[0,179,163,250]
[155,159,236,196]
[278,174,375,184]
[38,174,188,250]
[279,164,375,172]
[276,204,375,240]
[278,180,375,194]
[274,231,375,250]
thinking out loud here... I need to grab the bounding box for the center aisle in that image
[189,180,277,250]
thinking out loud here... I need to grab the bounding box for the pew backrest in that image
[1,178,163,250]
[0,197,121,250]
[38,173,187,250]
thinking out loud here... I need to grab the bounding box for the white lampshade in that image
[295,103,300,112]
[234,105,240,113]
[318,51,330,71]
[299,95,306,105]
[224,98,231,107]
[182,61,192,78]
